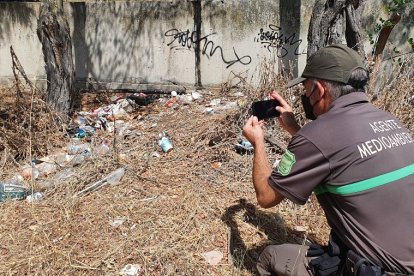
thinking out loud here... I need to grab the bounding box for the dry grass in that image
[0,56,412,275]
[368,56,414,134]
[0,88,68,171]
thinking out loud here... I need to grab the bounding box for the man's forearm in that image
[286,124,301,136]
[252,140,283,208]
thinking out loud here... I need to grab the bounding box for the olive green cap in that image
[287,44,366,87]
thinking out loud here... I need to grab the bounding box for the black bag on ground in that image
[308,231,348,276]
[310,253,341,276]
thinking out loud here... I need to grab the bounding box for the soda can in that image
[159,136,173,153]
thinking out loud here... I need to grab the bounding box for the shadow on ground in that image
[222,198,318,275]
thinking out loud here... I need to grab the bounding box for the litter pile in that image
[1,87,260,200]
[0,85,329,275]
[1,53,413,275]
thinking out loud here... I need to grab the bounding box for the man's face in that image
[302,79,318,104]
[302,79,334,118]
[300,79,328,118]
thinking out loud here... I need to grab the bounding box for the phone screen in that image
[251,99,280,120]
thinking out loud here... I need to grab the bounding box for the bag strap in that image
[346,250,370,275]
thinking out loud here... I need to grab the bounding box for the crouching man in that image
[242,44,414,275]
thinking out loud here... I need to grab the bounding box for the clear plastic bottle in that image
[26,192,43,203]
[67,143,91,155]
[105,167,125,185]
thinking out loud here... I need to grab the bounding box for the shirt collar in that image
[328,92,369,112]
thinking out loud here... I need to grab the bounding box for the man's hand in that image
[271,91,301,136]
[242,114,284,208]
[242,116,265,147]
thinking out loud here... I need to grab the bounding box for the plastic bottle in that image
[177,94,193,105]
[94,143,111,155]
[67,143,91,155]
[74,128,86,138]
[0,183,30,202]
[105,167,125,185]
[158,132,173,153]
[235,139,254,155]
[26,192,43,203]
[80,125,95,136]
[21,165,40,180]
[36,162,57,176]
[55,167,75,181]
[165,91,177,107]
[171,91,177,102]
[70,154,85,166]
[191,91,203,101]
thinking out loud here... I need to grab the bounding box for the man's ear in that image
[314,80,325,99]
[315,80,334,112]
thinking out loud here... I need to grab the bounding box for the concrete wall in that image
[0,3,46,89]
[66,0,310,89]
[0,1,413,90]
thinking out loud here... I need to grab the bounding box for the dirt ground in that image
[0,58,412,275]
[0,84,331,275]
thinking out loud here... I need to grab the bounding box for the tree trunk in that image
[37,4,75,114]
[307,0,365,58]
[373,13,401,59]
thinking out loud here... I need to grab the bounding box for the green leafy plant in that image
[384,0,413,13]
[369,0,414,54]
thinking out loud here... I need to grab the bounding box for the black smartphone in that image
[251,99,281,120]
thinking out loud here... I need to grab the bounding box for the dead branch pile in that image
[0,88,68,171]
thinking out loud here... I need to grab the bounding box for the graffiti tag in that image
[165,28,252,68]
[254,24,303,57]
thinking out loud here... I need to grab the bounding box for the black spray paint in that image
[254,24,303,58]
[165,28,252,69]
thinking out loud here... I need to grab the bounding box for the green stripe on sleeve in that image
[314,163,414,196]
